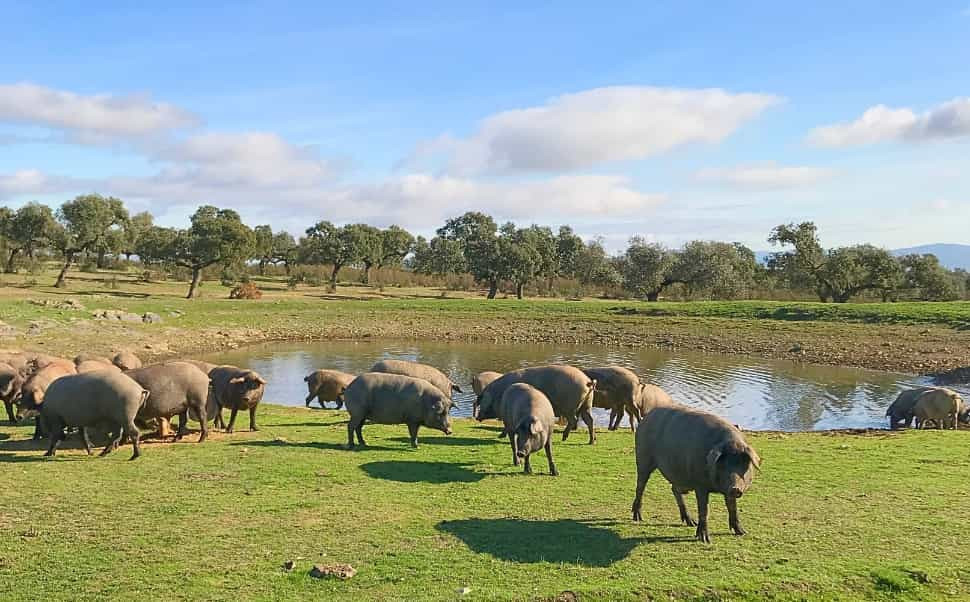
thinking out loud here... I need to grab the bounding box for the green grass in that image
[1,405,967,601]
[2,267,969,330]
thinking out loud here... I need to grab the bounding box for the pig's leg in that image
[196,405,208,443]
[579,408,595,445]
[607,408,619,431]
[725,495,745,536]
[345,419,357,449]
[672,488,696,526]
[43,421,64,457]
[304,389,316,407]
[175,412,189,440]
[694,489,711,543]
[126,419,141,461]
[248,406,258,432]
[632,460,655,522]
[225,407,239,433]
[81,428,94,456]
[544,439,558,476]
[355,420,366,446]
[214,407,225,430]
[509,432,519,466]
[100,427,123,457]
[4,401,14,424]
[523,452,532,475]
[407,422,420,448]
[561,414,575,441]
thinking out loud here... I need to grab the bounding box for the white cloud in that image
[0,82,198,140]
[807,98,970,147]
[2,166,664,231]
[149,132,339,189]
[694,163,835,189]
[409,86,782,174]
[0,169,83,196]
[328,173,666,226]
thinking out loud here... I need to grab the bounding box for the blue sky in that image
[1,1,968,250]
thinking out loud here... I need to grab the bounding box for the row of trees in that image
[1,195,967,302]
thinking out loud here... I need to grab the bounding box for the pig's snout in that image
[443,427,453,435]
[515,450,526,458]
[728,487,744,499]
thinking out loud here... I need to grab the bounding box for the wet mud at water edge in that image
[203,340,967,432]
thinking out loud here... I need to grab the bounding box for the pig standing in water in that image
[342,372,453,449]
[31,370,149,460]
[502,383,558,476]
[209,366,266,433]
[632,400,761,543]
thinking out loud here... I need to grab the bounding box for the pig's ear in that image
[530,421,544,435]
[746,446,762,470]
[229,376,245,384]
[255,376,268,385]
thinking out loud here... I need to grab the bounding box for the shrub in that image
[229,281,262,299]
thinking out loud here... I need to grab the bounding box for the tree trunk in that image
[361,262,373,284]
[258,259,267,276]
[186,267,202,299]
[486,280,498,299]
[96,249,107,269]
[516,282,524,299]
[5,249,18,274]
[330,264,340,292]
[124,252,133,261]
[284,261,291,276]
[55,253,73,288]
[646,290,660,302]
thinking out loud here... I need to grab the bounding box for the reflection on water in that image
[203,341,966,432]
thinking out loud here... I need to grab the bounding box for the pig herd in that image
[1,348,966,543]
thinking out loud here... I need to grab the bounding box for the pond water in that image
[202,341,962,432]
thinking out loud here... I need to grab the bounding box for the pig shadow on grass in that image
[361,460,484,484]
[230,440,399,452]
[437,518,642,566]
[387,436,491,447]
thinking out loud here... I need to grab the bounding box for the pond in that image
[202,341,962,432]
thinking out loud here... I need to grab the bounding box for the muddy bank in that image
[5,309,969,377]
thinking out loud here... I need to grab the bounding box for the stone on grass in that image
[308,564,356,580]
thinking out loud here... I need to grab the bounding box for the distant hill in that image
[891,244,970,270]
[755,244,970,270]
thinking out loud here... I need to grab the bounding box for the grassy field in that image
[1,267,969,375]
[0,404,966,601]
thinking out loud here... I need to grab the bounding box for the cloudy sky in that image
[1,1,969,251]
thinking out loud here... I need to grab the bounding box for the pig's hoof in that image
[550,469,559,476]
[695,528,711,544]
[731,525,746,536]
[681,516,697,527]
[250,427,259,432]
[632,507,642,522]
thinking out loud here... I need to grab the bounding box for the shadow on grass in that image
[361,460,484,483]
[437,518,643,566]
[259,421,348,428]
[387,436,491,447]
[0,432,9,441]
[230,440,399,452]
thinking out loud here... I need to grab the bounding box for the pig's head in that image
[514,417,545,459]
[16,385,44,420]
[229,370,267,405]
[0,366,19,400]
[475,390,497,421]
[707,439,761,499]
[421,392,453,435]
